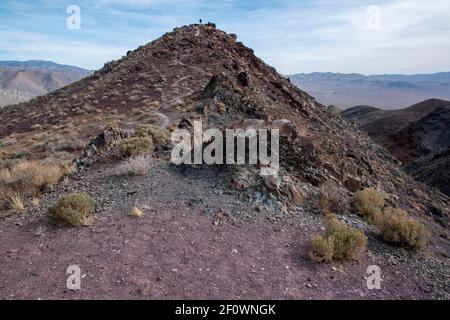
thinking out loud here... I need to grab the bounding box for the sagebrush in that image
[373,208,429,250]
[309,217,367,262]
[47,193,95,227]
[354,188,385,220]
[114,156,150,176]
[136,124,170,150]
[317,181,350,214]
[120,136,153,158]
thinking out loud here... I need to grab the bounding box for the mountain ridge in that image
[342,98,450,196]
[0,60,91,72]
[0,61,92,107]
[289,72,450,109]
[1,23,447,223]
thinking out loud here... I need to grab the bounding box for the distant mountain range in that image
[342,98,450,196]
[289,72,450,109]
[0,60,92,108]
[0,60,90,72]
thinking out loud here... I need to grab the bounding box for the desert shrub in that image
[0,160,69,209]
[309,235,335,263]
[317,181,349,214]
[309,217,367,262]
[47,193,95,227]
[373,208,429,250]
[136,124,170,150]
[28,163,64,194]
[114,156,150,176]
[120,136,153,158]
[354,188,385,219]
[46,138,84,152]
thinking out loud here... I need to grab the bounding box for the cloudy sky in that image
[0,0,449,75]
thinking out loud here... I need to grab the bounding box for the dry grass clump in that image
[120,136,153,158]
[373,208,430,250]
[47,193,95,227]
[0,161,61,192]
[354,188,385,219]
[0,160,74,210]
[317,181,350,215]
[309,217,367,263]
[0,160,75,209]
[114,156,150,176]
[46,137,84,152]
[8,193,25,212]
[136,124,170,150]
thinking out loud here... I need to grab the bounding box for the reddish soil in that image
[0,162,447,300]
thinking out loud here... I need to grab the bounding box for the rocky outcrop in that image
[0,24,448,237]
[75,127,130,167]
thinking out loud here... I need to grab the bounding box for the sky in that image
[0,0,449,75]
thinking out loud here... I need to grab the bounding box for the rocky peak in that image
[0,24,448,234]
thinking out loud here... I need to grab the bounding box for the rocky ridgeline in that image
[342,100,450,197]
[0,24,448,241]
[167,63,450,232]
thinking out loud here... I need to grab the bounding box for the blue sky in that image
[0,0,449,74]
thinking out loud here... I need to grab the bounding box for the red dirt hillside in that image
[0,24,449,299]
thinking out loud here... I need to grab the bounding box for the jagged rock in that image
[232,178,249,190]
[75,127,129,167]
[288,186,306,206]
[237,71,249,87]
[263,175,281,192]
[344,175,362,192]
[178,118,193,130]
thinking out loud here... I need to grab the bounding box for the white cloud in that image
[0,0,448,74]
[220,0,450,74]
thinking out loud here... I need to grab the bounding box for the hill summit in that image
[2,23,448,217]
[0,24,449,299]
